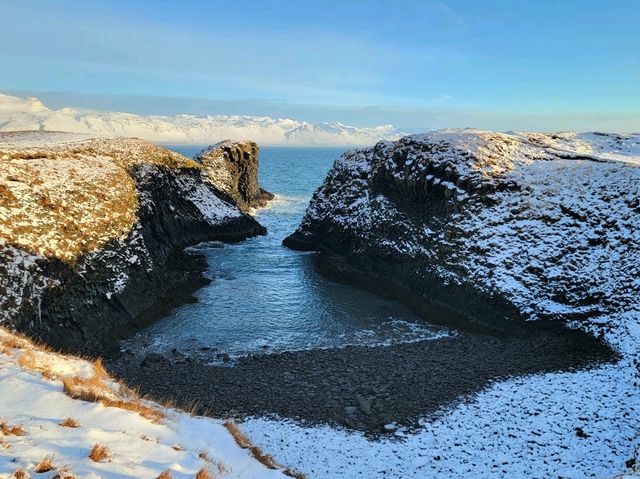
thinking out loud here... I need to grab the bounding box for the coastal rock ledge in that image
[196,140,274,212]
[0,132,267,353]
[285,129,640,335]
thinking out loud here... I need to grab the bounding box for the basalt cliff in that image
[196,140,274,212]
[285,130,640,341]
[0,132,268,353]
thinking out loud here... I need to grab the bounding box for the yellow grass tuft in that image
[195,467,212,479]
[88,444,111,463]
[223,421,251,449]
[223,420,305,477]
[249,446,277,470]
[16,350,58,380]
[0,333,31,351]
[1,421,26,436]
[59,418,80,428]
[61,370,163,423]
[93,358,108,379]
[12,470,28,479]
[34,455,55,473]
[283,469,308,479]
[52,466,76,479]
[156,470,173,479]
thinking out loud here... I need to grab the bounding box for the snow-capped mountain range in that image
[0,94,401,146]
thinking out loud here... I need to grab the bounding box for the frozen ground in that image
[0,328,291,479]
[246,130,640,478]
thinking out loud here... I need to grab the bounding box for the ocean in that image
[120,146,447,363]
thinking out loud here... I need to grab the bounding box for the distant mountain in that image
[0,94,402,146]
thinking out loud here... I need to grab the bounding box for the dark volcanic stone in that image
[196,140,274,212]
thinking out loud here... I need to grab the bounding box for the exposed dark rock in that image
[0,133,266,354]
[284,130,640,334]
[196,140,274,212]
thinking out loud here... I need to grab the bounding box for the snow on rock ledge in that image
[0,132,266,353]
[285,129,640,339]
[196,140,275,213]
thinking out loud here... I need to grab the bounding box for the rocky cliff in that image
[285,130,640,338]
[0,132,267,353]
[196,140,274,212]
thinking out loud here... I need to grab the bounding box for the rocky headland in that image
[0,132,270,353]
[285,130,640,342]
[111,130,636,434]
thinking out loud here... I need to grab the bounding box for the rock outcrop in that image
[196,140,274,212]
[0,132,266,353]
[285,130,640,335]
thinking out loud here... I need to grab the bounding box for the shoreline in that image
[107,321,616,434]
[106,249,617,434]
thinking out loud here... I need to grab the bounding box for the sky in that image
[0,0,638,131]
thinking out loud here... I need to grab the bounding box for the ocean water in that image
[120,146,448,363]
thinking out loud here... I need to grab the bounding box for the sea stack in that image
[196,140,275,212]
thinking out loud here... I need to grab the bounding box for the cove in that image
[109,146,616,433]
[118,146,448,365]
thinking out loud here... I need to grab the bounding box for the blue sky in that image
[1,0,638,131]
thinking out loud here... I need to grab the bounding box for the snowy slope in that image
[266,129,640,478]
[0,329,291,479]
[0,94,401,146]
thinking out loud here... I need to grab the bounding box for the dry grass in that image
[195,467,212,479]
[61,375,112,403]
[88,444,111,463]
[61,372,163,423]
[1,421,26,436]
[0,136,202,263]
[93,358,108,379]
[156,470,173,479]
[52,466,76,479]
[248,446,277,470]
[283,469,308,479]
[16,351,58,380]
[100,398,164,423]
[198,450,212,462]
[34,455,55,473]
[0,333,31,351]
[59,418,80,428]
[12,470,28,479]
[223,421,305,477]
[223,421,251,449]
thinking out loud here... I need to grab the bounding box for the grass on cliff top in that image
[0,137,198,263]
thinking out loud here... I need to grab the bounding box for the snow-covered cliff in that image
[0,132,266,352]
[286,129,640,347]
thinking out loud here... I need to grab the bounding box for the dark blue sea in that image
[120,146,447,363]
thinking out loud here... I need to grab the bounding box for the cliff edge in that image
[0,132,267,353]
[285,130,640,340]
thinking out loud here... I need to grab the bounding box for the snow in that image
[0,328,288,479]
[274,129,640,478]
[0,131,244,323]
[0,94,401,146]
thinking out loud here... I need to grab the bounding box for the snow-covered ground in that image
[0,328,291,479]
[253,129,640,478]
[0,94,400,146]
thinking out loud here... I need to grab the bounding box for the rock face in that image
[0,132,266,353]
[196,140,274,212]
[285,130,640,333]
